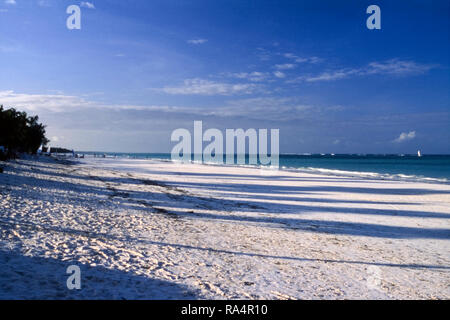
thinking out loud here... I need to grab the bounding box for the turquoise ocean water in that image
[79,152,450,184]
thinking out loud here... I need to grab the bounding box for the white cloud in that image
[273,71,286,78]
[284,53,321,64]
[158,78,257,95]
[0,90,199,114]
[394,131,416,143]
[80,2,95,9]
[274,63,296,70]
[0,90,339,123]
[187,39,208,45]
[367,59,434,75]
[304,69,360,82]
[4,0,16,5]
[0,90,93,112]
[300,59,435,83]
[225,71,268,82]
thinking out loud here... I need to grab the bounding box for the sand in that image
[0,156,449,299]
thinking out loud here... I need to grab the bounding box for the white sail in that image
[417,150,422,157]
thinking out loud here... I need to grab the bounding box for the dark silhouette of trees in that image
[0,105,49,159]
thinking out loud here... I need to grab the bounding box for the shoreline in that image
[74,153,450,185]
[0,156,449,299]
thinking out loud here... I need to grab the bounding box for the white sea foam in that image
[281,166,449,184]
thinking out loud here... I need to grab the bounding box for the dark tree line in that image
[0,105,49,159]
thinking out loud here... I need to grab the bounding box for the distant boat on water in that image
[417,150,422,157]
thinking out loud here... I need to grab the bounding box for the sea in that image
[78,152,450,184]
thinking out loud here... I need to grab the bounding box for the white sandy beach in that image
[0,156,449,299]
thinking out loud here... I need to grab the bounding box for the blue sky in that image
[0,0,449,153]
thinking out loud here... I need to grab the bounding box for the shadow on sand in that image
[1,157,449,292]
[0,248,200,299]
[2,159,450,241]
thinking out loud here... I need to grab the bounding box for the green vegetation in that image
[0,105,49,160]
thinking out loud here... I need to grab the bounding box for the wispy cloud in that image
[158,78,257,95]
[283,53,322,64]
[303,69,360,82]
[297,59,436,82]
[80,2,95,9]
[0,90,195,113]
[187,39,208,45]
[274,63,296,70]
[4,0,16,5]
[0,90,93,112]
[273,71,286,78]
[0,90,342,123]
[393,131,416,143]
[366,59,435,75]
[224,71,268,82]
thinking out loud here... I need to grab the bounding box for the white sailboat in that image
[417,150,422,157]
